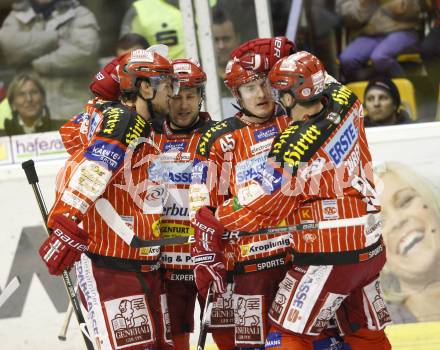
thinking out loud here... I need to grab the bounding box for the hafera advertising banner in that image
[0,124,439,349]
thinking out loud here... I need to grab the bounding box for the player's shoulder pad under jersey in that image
[324,82,358,117]
[196,116,245,157]
[98,103,150,147]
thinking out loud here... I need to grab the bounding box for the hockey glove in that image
[39,215,88,275]
[191,207,226,298]
[230,37,296,72]
[89,56,120,101]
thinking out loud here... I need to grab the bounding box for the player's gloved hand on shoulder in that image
[39,215,88,275]
[191,206,226,298]
[230,37,296,72]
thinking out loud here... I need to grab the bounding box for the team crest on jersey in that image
[104,295,154,349]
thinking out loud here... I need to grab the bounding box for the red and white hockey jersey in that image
[49,101,161,262]
[216,84,382,257]
[190,112,292,268]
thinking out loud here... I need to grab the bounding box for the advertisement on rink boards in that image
[0,123,440,349]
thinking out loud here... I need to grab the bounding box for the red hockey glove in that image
[39,215,88,275]
[89,56,120,101]
[191,207,226,298]
[230,37,296,71]
[193,254,227,299]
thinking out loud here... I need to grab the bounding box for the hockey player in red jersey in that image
[59,54,126,155]
[190,37,296,349]
[147,58,214,350]
[194,51,392,349]
[38,49,178,350]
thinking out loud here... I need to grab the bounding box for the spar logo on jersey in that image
[324,110,358,166]
[254,125,279,142]
[235,153,268,185]
[84,140,124,171]
[164,141,187,152]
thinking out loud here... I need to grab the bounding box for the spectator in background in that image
[116,33,150,57]
[120,0,185,59]
[376,161,440,323]
[364,77,412,127]
[0,73,61,136]
[0,0,100,121]
[336,0,421,82]
[212,7,240,97]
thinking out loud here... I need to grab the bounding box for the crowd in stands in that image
[0,0,438,137]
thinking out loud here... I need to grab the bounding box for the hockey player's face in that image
[12,80,45,122]
[365,88,396,122]
[151,77,174,117]
[380,171,440,281]
[238,78,275,120]
[168,87,201,129]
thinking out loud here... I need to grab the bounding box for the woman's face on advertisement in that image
[380,171,440,281]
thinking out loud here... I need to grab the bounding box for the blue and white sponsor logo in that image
[265,332,282,348]
[192,158,208,184]
[254,125,279,142]
[235,153,268,185]
[84,140,124,171]
[256,163,283,194]
[164,141,187,152]
[73,112,88,124]
[88,111,101,140]
[312,336,346,350]
[148,161,193,184]
[324,111,358,166]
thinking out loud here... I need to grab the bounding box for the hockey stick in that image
[95,197,377,248]
[58,302,74,341]
[22,160,95,350]
[0,276,21,309]
[197,284,214,350]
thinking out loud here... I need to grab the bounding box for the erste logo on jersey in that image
[324,110,358,166]
[235,153,268,185]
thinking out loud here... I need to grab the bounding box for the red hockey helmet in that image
[119,49,175,94]
[224,59,266,97]
[172,59,206,88]
[268,51,326,102]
